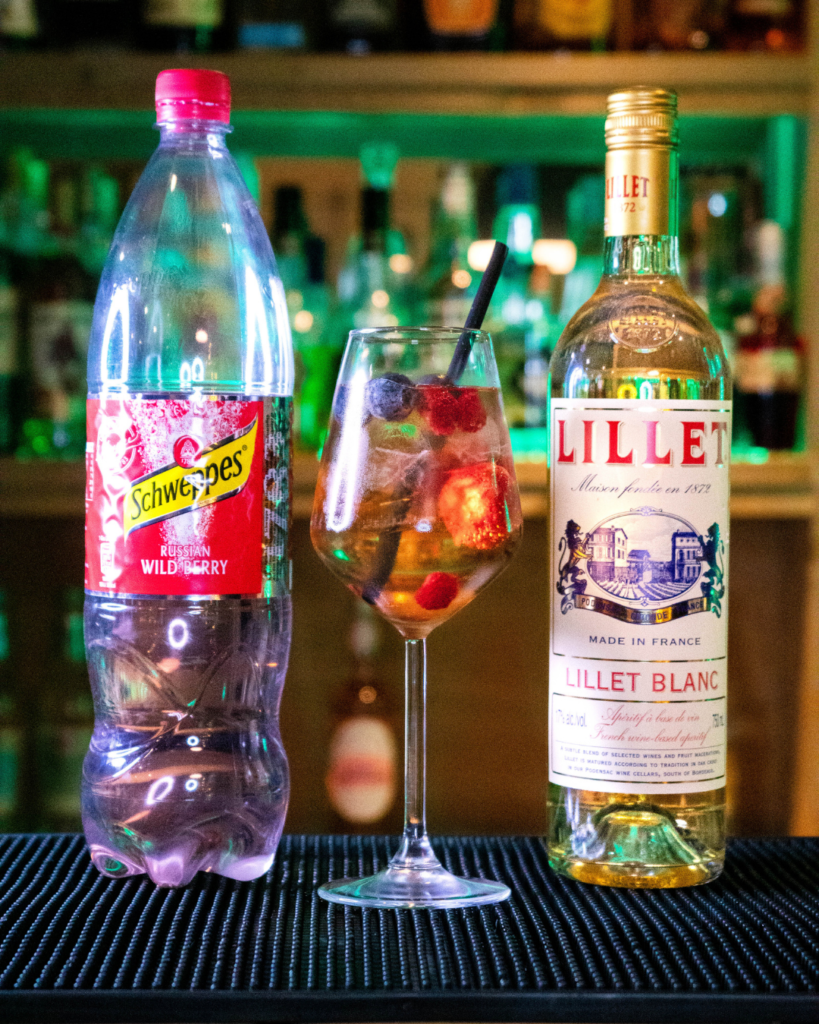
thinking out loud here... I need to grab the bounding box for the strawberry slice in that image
[414,572,459,610]
[438,463,511,550]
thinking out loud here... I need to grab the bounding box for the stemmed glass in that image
[310,327,523,908]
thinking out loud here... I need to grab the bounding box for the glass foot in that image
[318,835,511,909]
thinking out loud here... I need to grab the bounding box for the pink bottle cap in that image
[155,69,231,124]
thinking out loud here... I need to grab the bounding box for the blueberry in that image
[365,372,415,421]
[332,383,350,422]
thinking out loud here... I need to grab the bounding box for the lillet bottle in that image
[83,71,293,887]
[548,89,730,888]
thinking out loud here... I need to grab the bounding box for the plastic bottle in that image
[83,70,294,887]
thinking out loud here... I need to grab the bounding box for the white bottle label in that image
[549,398,730,795]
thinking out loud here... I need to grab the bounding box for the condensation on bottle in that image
[82,69,294,887]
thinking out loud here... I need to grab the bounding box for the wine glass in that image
[310,326,523,909]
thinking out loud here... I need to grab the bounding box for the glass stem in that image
[386,636,442,873]
[403,638,427,841]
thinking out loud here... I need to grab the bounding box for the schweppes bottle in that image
[82,70,294,888]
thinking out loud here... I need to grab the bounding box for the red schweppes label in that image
[85,396,280,596]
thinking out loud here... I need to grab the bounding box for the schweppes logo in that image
[124,418,257,536]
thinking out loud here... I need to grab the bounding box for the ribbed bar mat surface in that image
[0,834,817,1023]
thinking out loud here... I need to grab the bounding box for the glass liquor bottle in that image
[325,604,400,833]
[635,0,726,50]
[18,165,95,461]
[140,0,232,52]
[271,185,335,450]
[512,0,613,51]
[0,0,41,48]
[238,0,314,49]
[735,220,802,450]
[423,0,499,49]
[37,588,94,832]
[488,164,541,430]
[78,167,120,283]
[725,0,804,51]
[337,155,413,333]
[47,0,135,47]
[0,591,23,833]
[324,0,398,52]
[0,177,20,454]
[548,89,730,888]
[422,163,478,328]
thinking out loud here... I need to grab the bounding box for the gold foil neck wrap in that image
[605,88,678,151]
[604,148,672,237]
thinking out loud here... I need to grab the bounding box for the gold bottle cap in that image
[605,88,678,150]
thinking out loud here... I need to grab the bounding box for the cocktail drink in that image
[311,327,523,908]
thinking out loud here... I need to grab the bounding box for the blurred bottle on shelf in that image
[337,143,414,332]
[238,0,314,48]
[683,173,753,394]
[273,184,309,290]
[18,163,95,461]
[324,0,398,52]
[140,0,233,51]
[522,238,575,430]
[512,0,613,50]
[560,173,604,322]
[271,184,336,450]
[725,0,804,51]
[0,591,23,833]
[487,164,540,430]
[325,603,400,833]
[735,220,802,451]
[37,587,94,832]
[423,0,499,49]
[692,176,746,303]
[78,167,121,279]
[634,0,726,50]
[47,0,135,48]
[0,168,21,454]
[422,163,478,327]
[0,0,41,47]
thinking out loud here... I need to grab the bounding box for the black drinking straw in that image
[361,241,509,605]
[446,240,509,383]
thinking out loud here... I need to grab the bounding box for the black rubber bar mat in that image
[0,833,817,1023]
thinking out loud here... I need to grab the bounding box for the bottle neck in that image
[602,143,679,278]
[158,120,231,148]
[362,186,389,255]
[603,235,680,276]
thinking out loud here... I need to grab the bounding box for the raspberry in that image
[438,463,511,550]
[454,388,487,433]
[417,384,459,436]
[414,572,459,610]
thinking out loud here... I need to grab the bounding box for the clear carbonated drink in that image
[83,70,294,887]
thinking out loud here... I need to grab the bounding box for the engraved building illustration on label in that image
[557,506,726,623]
